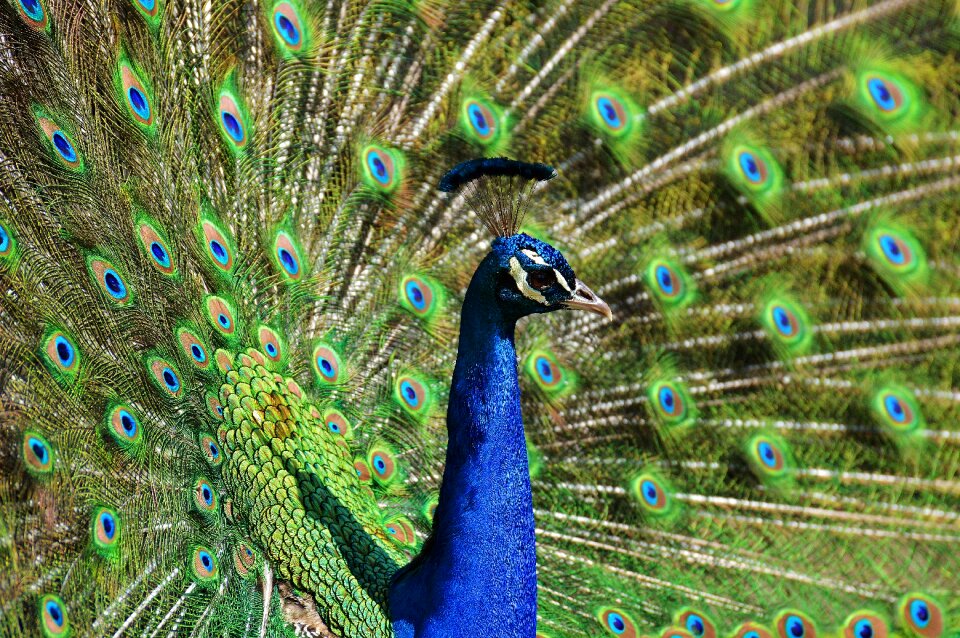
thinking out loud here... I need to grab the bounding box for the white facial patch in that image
[520,249,572,292]
[509,256,548,305]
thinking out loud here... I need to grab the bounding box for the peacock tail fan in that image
[0,0,958,637]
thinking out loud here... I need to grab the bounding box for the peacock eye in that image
[527,269,557,290]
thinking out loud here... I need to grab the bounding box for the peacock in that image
[0,0,958,635]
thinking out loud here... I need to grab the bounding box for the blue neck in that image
[389,254,537,638]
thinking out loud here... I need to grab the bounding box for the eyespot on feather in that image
[368,447,397,484]
[525,350,564,392]
[258,326,283,362]
[178,328,210,369]
[199,435,222,467]
[206,296,238,337]
[119,64,154,127]
[42,330,79,382]
[148,356,183,398]
[23,431,54,476]
[323,409,351,438]
[131,0,160,19]
[273,231,303,281]
[233,543,257,578]
[732,623,775,638]
[597,607,638,637]
[92,506,120,555]
[85,258,131,304]
[775,611,818,638]
[395,374,431,416]
[361,144,403,192]
[312,344,342,384]
[354,459,372,482]
[193,477,218,513]
[201,220,234,272]
[36,116,82,170]
[271,2,306,52]
[191,546,219,583]
[137,218,176,276]
[631,473,674,516]
[898,593,944,638]
[676,610,716,638]
[218,91,248,149]
[590,91,631,137]
[106,404,143,450]
[0,221,17,262]
[842,611,889,638]
[38,594,69,638]
[17,0,49,29]
[647,380,696,428]
[399,275,437,318]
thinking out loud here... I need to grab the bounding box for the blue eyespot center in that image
[854,620,873,638]
[739,151,763,183]
[100,512,116,538]
[597,97,622,129]
[910,600,930,627]
[405,281,427,310]
[468,104,489,135]
[128,87,150,120]
[328,421,340,433]
[150,242,169,266]
[787,616,805,637]
[658,386,676,412]
[400,381,419,406]
[209,240,228,265]
[745,632,760,638]
[772,306,795,336]
[45,600,63,625]
[265,342,277,356]
[884,394,907,422]
[0,225,9,252]
[55,336,74,366]
[879,234,907,265]
[136,0,155,11]
[218,314,230,328]
[275,13,301,46]
[222,111,243,142]
[120,411,136,435]
[641,480,659,505]
[208,442,218,457]
[162,368,179,391]
[52,132,76,162]
[374,456,386,471]
[607,611,626,633]
[104,270,126,298]
[868,78,897,112]
[200,551,212,568]
[686,616,705,636]
[655,265,675,294]
[191,344,205,362]
[20,0,43,20]
[30,438,48,462]
[278,247,298,274]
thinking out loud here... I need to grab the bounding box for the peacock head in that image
[490,232,611,320]
[440,157,612,322]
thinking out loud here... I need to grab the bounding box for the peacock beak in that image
[563,280,612,320]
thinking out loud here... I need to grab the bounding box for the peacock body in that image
[0,0,958,636]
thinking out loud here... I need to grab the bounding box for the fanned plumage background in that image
[0,0,958,636]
